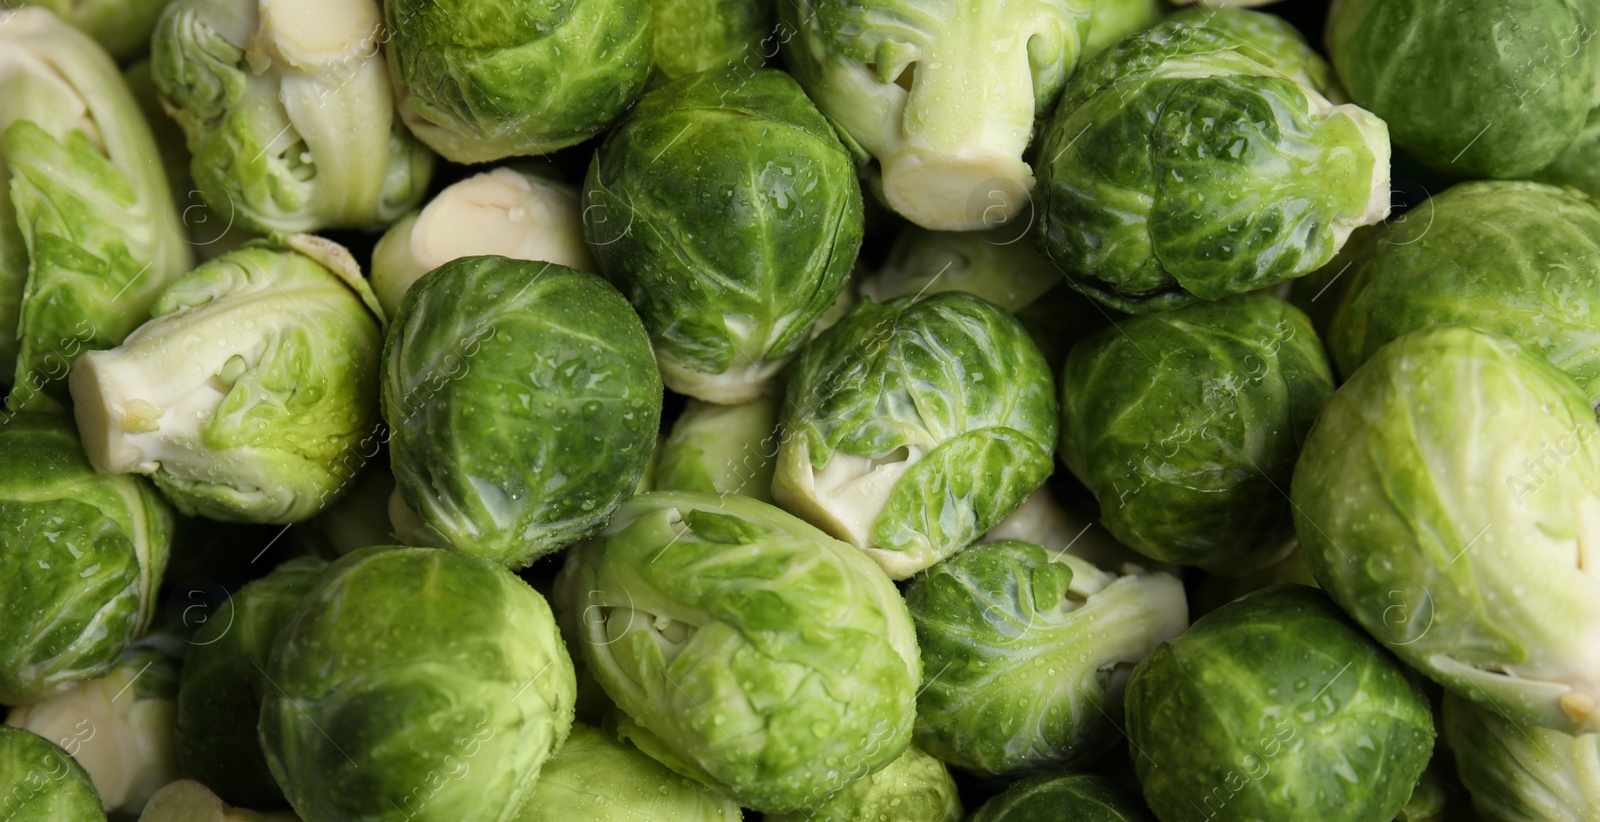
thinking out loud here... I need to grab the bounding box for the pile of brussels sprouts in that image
[4,0,1600,819]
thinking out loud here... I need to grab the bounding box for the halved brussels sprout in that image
[907,540,1187,776]
[766,745,962,822]
[151,0,433,233]
[382,0,651,163]
[176,556,327,808]
[655,396,780,503]
[1328,0,1596,179]
[69,237,384,524]
[780,0,1091,231]
[774,292,1058,579]
[1444,692,1600,822]
[0,414,173,707]
[260,546,576,822]
[0,8,192,411]
[139,780,299,822]
[1126,585,1435,822]
[515,723,740,821]
[564,492,919,813]
[1060,294,1333,573]
[1328,182,1600,406]
[584,67,862,404]
[1035,18,1389,313]
[381,256,661,568]
[370,167,596,320]
[857,226,1058,314]
[652,0,772,83]
[4,636,180,815]
[1293,326,1600,736]
[969,773,1153,822]
[0,726,106,822]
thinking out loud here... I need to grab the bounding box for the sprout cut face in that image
[1292,326,1600,735]
[564,492,919,813]
[774,292,1058,579]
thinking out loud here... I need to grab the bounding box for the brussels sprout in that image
[774,293,1057,579]
[983,486,1169,576]
[1126,585,1435,822]
[0,8,193,411]
[766,745,962,822]
[1084,0,1164,59]
[969,773,1153,822]
[780,0,1092,231]
[0,726,106,822]
[175,556,327,808]
[655,397,780,503]
[370,167,596,320]
[1060,294,1334,573]
[1328,0,1596,179]
[381,256,661,568]
[857,226,1058,314]
[515,723,740,821]
[151,0,433,234]
[0,414,174,707]
[140,780,300,822]
[382,0,651,163]
[907,540,1187,776]
[653,0,773,83]
[69,237,384,525]
[564,492,919,812]
[1328,182,1600,405]
[1166,7,1337,96]
[1292,326,1600,736]
[584,67,862,404]
[5,636,179,815]
[1034,18,1390,313]
[1444,692,1600,822]
[261,546,576,822]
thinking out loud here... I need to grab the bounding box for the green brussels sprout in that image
[151,0,433,234]
[1035,19,1390,313]
[0,414,174,707]
[0,9,193,412]
[381,256,661,568]
[984,486,1173,577]
[857,226,1059,314]
[1328,0,1597,179]
[774,293,1058,579]
[0,726,106,822]
[766,745,962,822]
[1536,109,1600,199]
[969,773,1153,822]
[564,491,919,813]
[907,540,1187,776]
[515,723,740,821]
[1444,692,1600,822]
[175,556,327,808]
[1292,326,1600,736]
[583,67,862,404]
[652,0,773,83]
[655,396,780,504]
[370,167,596,320]
[1059,294,1334,573]
[780,0,1092,231]
[1166,7,1337,96]
[69,237,384,524]
[1328,182,1600,406]
[1126,585,1436,822]
[261,546,576,822]
[140,779,300,822]
[1084,0,1164,59]
[9,0,175,60]
[382,0,651,163]
[4,636,179,815]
